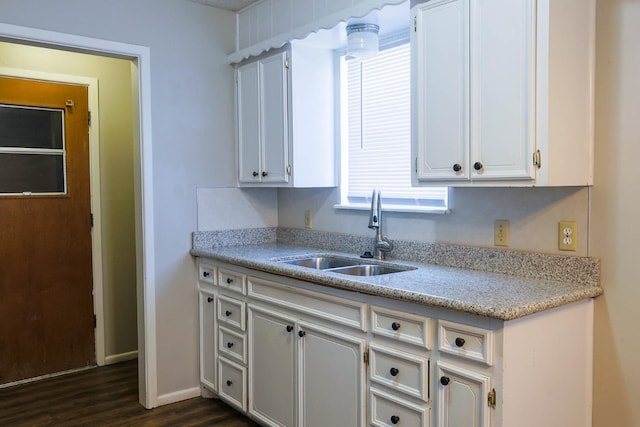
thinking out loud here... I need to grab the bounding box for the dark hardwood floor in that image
[0,359,259,426]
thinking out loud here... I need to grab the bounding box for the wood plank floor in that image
[0,359,259,426]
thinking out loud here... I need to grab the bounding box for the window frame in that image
[333,31,449,214]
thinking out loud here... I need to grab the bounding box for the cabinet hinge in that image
[93,314,97,328]
[363,350,369,365]
[90,213,94,228]
[488,388,496,409]
[286,164,292,176]
[88,111,91,127]
[414,16,417,32]
[285,57,290,69]
[415,157,418,173]
[533,149,541,169]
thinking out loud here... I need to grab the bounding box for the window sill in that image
[333,203,450,215]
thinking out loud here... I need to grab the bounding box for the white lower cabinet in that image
[198,260,594,427]
[248,306,296,427]
[198,287,216,392]
[248,304,366,427]
[436,361,491,427]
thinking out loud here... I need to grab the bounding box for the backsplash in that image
[192,227,600,288]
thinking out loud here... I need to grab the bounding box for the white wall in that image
[0,0,236,398]
[591,1,640,425]
[278,186,590,255]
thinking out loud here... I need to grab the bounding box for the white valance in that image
[227,0,408,64]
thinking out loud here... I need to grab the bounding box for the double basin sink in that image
[278,255,416,277]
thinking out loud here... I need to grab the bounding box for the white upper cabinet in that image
[236,43,337,188]
[412,0,594,186]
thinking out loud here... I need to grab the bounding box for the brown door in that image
[0,76,95,384]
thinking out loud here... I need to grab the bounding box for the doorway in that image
[0,25,157,408]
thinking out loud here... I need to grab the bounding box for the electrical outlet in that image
[304,210,313,229]
[494,220,510,247]
[558,221,577,251]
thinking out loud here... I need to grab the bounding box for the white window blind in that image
[340,42,448,211]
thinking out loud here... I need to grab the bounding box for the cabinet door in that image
[248,305,296,427]
[237,61,262,184]
[470,0,535,180]
[436,361,491,427]
[199,290,216,392]
[259,52,289,184]
[412,0,469,181]
[298,321,366,427]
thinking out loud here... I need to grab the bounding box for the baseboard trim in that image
[0,366,94,389]
[156,387,202,406]
[105,350,138,365]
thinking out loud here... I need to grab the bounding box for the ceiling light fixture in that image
[346,23,380,58]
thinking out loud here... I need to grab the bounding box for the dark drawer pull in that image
[207,297,213,303]
[225,310,232,317]
[391,415,400,424]
[226,278,233,284]
[226,380,233,387]
[391,322,401,331]
[390,367,399,377]
[455,337,466,347]
[227,342,234,348]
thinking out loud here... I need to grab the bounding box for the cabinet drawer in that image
[218,295,246,331]
[370,344,428,401]
[438,320,493,365]
[218,325,246,364]
[371,306,431,349]
[218,357,247,412]
[218,268,247,295]
[198,262,216,285]
[248,277,366,331]
[370,387,428,427]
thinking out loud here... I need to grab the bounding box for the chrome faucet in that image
[368,188,393,260]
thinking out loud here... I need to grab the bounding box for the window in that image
[337,38,448,213]
[0,104,67,195]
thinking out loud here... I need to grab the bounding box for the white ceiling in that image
[188,0,260,12]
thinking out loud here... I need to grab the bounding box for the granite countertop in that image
[191,238,603,321]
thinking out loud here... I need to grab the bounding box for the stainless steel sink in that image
[328,264,412,276]
[280,256,361,270]
[278,255,415,276]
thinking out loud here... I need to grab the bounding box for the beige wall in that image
[591,0,640,425]
[0,42,138,360]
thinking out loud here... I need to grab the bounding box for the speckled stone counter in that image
[191,228,603,321]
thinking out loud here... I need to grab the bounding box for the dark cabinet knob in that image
[473,161,483,171]
[252,171,259,177]
[453,163,462,172]
[207,297,213,303]
[226,278,233,284]
[203,271,210,277]
[390,367,399,377]
[226,380,233,386]
[391,322,401,331]
[455,337,466,347]
[225,310,232,317]
[298,330,306,338]
[440,376,450,386]
[227,342,234,348]
[262,171,268,177]
[391,415,400,424]
[286,325,294,333]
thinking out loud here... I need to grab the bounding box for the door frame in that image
[0,23,158,408]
